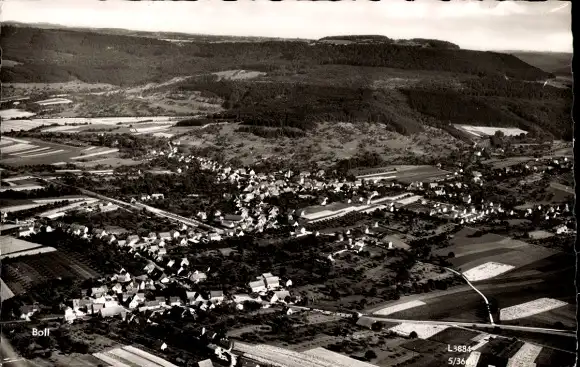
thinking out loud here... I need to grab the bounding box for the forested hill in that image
[1,25,552,85]
[318,35,460,50]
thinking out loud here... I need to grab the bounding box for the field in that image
[453,124,528,137]
[481,156,534,169]
[0,137,121,166]
[374,300,426,316]
[499,298,568,321]
[1,250,101,295]
[367,249,575,326]
[0,236,47,258]
[0,109,36,120]
[462,262,515,282]
[433,228,560,279]
[388,323,449,339]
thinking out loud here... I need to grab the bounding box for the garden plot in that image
[462,262,515,281]
[374,300,426,316]
[388,323,449,339]
[499,298,568,321]
[506,343,542,367]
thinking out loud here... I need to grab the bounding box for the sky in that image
[1,0,572,52]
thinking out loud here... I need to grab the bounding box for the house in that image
[92,303,105,314]
[356,316,378,329]
[151,193,164,200]
[169,297,182,306]
[100,306,127,319]
[158,232,171,241]
[190,270,207,283]
[19,304,38,320]
[91,286,108,298]
[198,359,214,367]
[72,298,93,311]
[249,280,266,293]
[554,225,569,235]
[69,224,88,236]
[263,275,280,290]
[170,230,180,239]
[144,262,156,274]
[208,233,222,242]
[274,290,290,303]
[92,228,107,238]
[210,291,224,304]
[223,214,243,223]
[64,307,79,323]
[127,235,140,246]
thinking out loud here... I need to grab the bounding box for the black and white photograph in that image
[0,1,575,366]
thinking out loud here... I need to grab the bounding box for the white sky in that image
[1,0,572,52]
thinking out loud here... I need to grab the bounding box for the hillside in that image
[508,51,572,76]
[0,25,572,140]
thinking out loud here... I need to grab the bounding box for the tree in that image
[365,350,378,361]
[409,331,418,339]
[448,251,455,258]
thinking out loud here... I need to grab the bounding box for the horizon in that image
[1,0,572,53]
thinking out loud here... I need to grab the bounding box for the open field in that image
[374,300,426,316]
[0,236,46,257]
[32,353,110,367]
[499,298,568,321]
[0,109,36,120]
[0,137,121,166]
[426,327,481,346]
[462,262,515,282]
[454,124,528,137]
[1,116,184,133]
[367,252,575,325]
[1,250,101,295]
[1,278,16,301]
[481,156,534,169]
[505,304,577,330]
[388,323,449,339]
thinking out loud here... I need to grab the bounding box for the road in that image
[444,267,495,325]
[288,305,575,338]
[365,315,575,337]
[38,176,222,233]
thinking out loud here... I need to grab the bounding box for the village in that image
[1,136,575,367]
